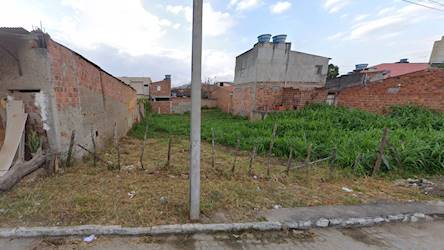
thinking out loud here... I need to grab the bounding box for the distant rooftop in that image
[0,27,30,34]
[364,63,429,78]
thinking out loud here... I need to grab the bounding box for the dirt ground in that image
[0,136,438,227]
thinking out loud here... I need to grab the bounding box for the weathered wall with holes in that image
[336,69,444,113]
[47,39,138,157]
[0,30,57,152]
[0,29,138,158]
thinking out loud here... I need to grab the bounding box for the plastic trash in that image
[342,187,353,193]
[83,234,96,243]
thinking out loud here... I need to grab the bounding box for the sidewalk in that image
[1,201,443,238]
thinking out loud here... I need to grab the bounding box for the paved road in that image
[1,220,443,250]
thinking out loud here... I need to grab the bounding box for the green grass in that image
[130,105,444,176]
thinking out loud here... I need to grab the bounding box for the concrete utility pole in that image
[190,0,203,221]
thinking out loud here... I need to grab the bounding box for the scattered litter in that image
[232,234,240,239]
[342,187,353,193]
[83,235,96,243]
[273,204,282,209]
[128,191,136,199]
[122,165,136,171]
[160,196,168,205]
[256,186,261,192]
[0,208,6,214]
[253,176,258,180]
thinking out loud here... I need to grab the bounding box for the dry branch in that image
[66,130,75,168]
[0,152,47,192]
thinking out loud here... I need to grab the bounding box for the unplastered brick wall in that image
[336,69,444,113]
[47,39,138,157]
[151,101,171,114]
[150,78,171,97]
[214,86,234,113]
[231,82,327,117]
[282,87,327,110]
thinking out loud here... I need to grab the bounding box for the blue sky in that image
[1,0,444,85]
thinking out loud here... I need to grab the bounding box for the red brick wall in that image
[282,87,327,110]
[150,78,171,97]
[47,39,138,156]
[336,69,444,113]
[214,86,233,113]
[48,40,137,113]
[151,101,171,114]
[231,83,327,117]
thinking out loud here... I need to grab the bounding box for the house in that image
[430,36,444,65]
[231,34,330,118]
[119,77,151,99]
[149,75,172,114]
[0,27,139,159]
[335,68,444,113]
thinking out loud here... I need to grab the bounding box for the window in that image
[316,65,323,75]
[156,86,161,91]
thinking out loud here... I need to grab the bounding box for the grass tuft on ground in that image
[131,105,444,176]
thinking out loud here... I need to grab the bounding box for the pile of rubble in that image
[395,178,441,195]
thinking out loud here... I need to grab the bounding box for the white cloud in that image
[166,3,235,37]
[323,0,353,13]
[55,0,176,56]
[229,0,261,11]
[354,14,369,22]
[270,1,292,14]
[329,3,443,41]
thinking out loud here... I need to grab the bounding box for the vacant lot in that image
[0,135,433,227]
[133,105,444,176]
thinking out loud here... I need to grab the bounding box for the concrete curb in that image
[0,212,441,238]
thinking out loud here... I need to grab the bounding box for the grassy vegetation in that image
[0,137,431,227]
[131,105,444,176]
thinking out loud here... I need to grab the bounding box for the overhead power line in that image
[427,0,444,7]
[401,0,444,11]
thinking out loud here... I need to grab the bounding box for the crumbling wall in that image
[0,31,57,152]
[336,69,444,113]
[47,39,138,157]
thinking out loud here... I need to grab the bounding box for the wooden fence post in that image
[248,145,257,176]
[66,130,75,168]
[166,136,172,168]
[372,128,389,176]
[211,128,216,169]
[286,149,293,176]
[328,148,337,180]
[140,124,148,170]
[304,144,312,179]
[267,123,278,177]
[113,123,121,170]
[90,128,96,167]
[231,137,240,175]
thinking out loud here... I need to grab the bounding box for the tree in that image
[327,64,339,80]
